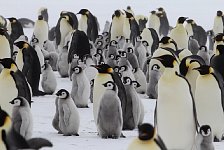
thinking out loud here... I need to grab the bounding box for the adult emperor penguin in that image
[56,89,80,136]
[122,76,141,130]
[110,10,125,41]
[14,41,45,96]
[148,11,160,36]
[41,61,57,94]
[211,44,224,80]
[0,28,11,59]
[193,125,215,150]
[179,55,205,98]
[71,66,90,108]
[9,97,33,140]
[97,81,123,138]
[127,123,167,150]
[92,64,127,128]
[212,33,224,55]
[153,54,198,149]
[0,58,32,116]
[77,9,99,43]
[38,7,48,22]
[170,17,188,49]
[213,10,224,36]
[157,7,169,37]
[32,15,48,49]
[7,17,24,43]
[194,65,224,141]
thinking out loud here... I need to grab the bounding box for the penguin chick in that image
[71,66,90,108]
[193,125,215,150]
[197,46,210,65]
[56,89,80,136]
[132,68,147,94]
[57,46,69,78]
[127,123,167,150]
[9,97,33,140]
[97,81,123,138]
[41,61,57,94]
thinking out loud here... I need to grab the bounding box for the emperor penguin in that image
[0,28,11,59]
[153,54,198,149]
[77,9,99,42]
[57,45,69,78]
[30,40,45,69]
[194,65,224,141]
[148,11,160,36]
[97,81,123,138]
[146,64,162,99]
[132,68,147,94]
[193,125,215,150]
[179,55,205,98]
[210,44,224,80]
[197,46,210,65]
[170,17,188,49]
[126,6,135,16]
[38,7,48,22]
[91,64,127,128]
[106,53,117,68]
[44,51,59,71]
[9,97,33,140]
[52,97,62,134]
[14,41,45,96]
[0,15,7,28]
[134,35,147,70]
[157,7,169,37]
[207,30,215,51]
[71,66,90,108]
[110,10,125,41]
[122,76,141,130]
[126,46,139,69]
[56,89,80,136]
[212,33,224,55]
[102,20,110,33]
[41,60,57,94]
[32,15,48,49]
[213,10,224,36]
[159,36,178,50]
[0,58,32,116]
[188,36,200,55]
[7,17,24,43]
[127,123,167,150]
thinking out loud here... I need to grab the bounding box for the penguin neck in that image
[0,69,12,78]
[161,65,179,80]
[176,23,184,28]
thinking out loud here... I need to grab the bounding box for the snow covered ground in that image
[1,0,224,149]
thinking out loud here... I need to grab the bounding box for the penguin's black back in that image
[148,28,159,54]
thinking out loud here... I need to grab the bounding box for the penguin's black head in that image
[0,28,7,36]
[73,66,82,74]
[200,125,212,137]
[177,17,188,24]
[157,7,164,12]
[138,123,155,141]
[114,10,121,17]
[142,41,149,47]
[116,55,121,61]
[136,35,142,42]
[127,47,134,53]
[97,35,103,40]
[121,51,127,58]
[97,48,103,54]
[102,81,116,91]
[214,33,223,42]
[56,89,69,99]
[123,76,132,85]
[199,45,207,52]
[217,10,223,17]
[113,66,120,73]
[124,10,134,19]
[119,65,128,72]
[31,37,39,44]
[0,106,11,130]
[14,41,29,50]
[186,19,194,24]
[38,15,44,20]
[159,36,171,44]
[151,55,177,68]
[132,80,141,88]
[91,64,113,74]
[108,54,115,60]
[0,58,17,69]
[127,6,131,10]
[150,10,156,14]
[77,9,89,15]
[193,65,212,75]
[7,17,17,23]
[110,40,118,46]
[151,64,160,71]
[9,97,26,107]
[216,44,224,55]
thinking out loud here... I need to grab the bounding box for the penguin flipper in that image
[1,130,9,150]
[62,104,71,127]
[27,138,53,149]
[55,18,61,47]
[154,135,168,150]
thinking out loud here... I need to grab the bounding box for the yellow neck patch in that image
[107,68,113,73]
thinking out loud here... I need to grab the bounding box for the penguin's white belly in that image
[186,70,199,98]
[123,19,131,39]
[33,22,48,48]
[157,77,195,149]
[185,24,193,37]
[170,27,188,49]
[0,36,11,59]
[213,18,224,35]
[195,76,224,139]
[93,74,113,123]
[0,74,18,116]
[15,50,24,71]
[78,16,88,34]
[60,21,72,49]
[141,28,153,49]
[111,17,124,41]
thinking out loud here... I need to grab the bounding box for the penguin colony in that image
[0,5,224,150]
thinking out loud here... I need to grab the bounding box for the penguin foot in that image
[120,133,126,138]
[33,90,46,96]
[101,136,108,139]
[214,136,220,142]
[58,131,63,134]
[63,134,72,136]
[74,133,79,136]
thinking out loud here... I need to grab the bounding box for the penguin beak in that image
[150,57,163,61]
[9,100,14,104]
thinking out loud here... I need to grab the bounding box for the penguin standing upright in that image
[153,54,198,149]
[188,36,200,55]
[213,10,224,36]
[148,11,160,36]
[56,89,80,136]
[0,28,11,59]
[7,17,24,43]
[211,45,224,80]
[71,66,90,108]
[14,41,45,96]
[32,15,48,49]
[197,46,210,65]
[110,10,125,41]
[127,123,167,150]
[57,45,69,78]
[170,17,188,49]
[157,7,169,37]
[126,46,139,69]
[134,35,147,69]
[97,81,123,138]
[207,30,215,51]
[9,97,33,140]
[0,58,32,116]
[77,9,99,43]
[194,65,224,141]
[132,68,147,94]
